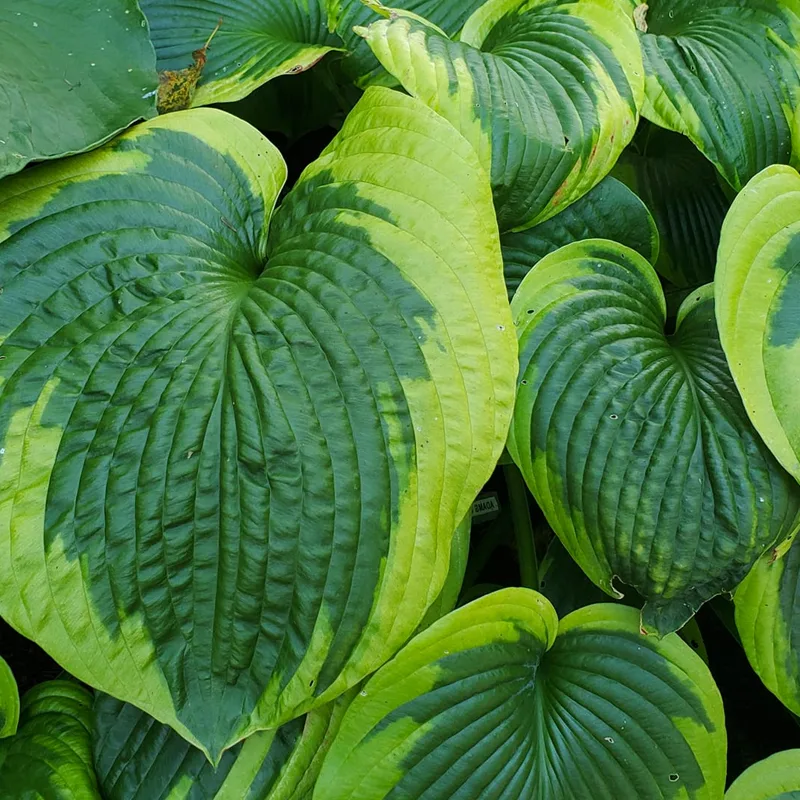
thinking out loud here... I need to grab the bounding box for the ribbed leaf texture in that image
[0,681,101,798]
[508,239,800,634]
[139,0,342,107]
[612,123,731,289]
[620,0,800,190]
[0,88,516,761]
[358,0,644,232]
[501,176,658,298]
[315,590,726,799]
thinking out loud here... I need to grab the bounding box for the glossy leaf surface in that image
[0,680,101,798]
[621,0,800,190]
[0,88,516,761]
[93,690,353,799]
[612,124,731,288]
[139,0,342,107]
[0,658,18,739]
[326,0,486,86]
[725,749,800,800]
[359,0,644,232]
[509,239,800,634]
[315,590,726,799]
[501,176,658,297]
[716,164,800,482]
[735,528,800,716]
[0,0,157,178]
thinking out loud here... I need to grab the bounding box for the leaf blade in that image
[509,239,800,633]
[314,592,725,799]
[0,0,158,178]
[0,88,515,759]
[359,0,644,232]
[0,680,101,798]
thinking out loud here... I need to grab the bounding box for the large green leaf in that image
[139,0,343,108]
[358,0,644,232]
[725,750,800,800]
[612,123,732,289]
[326,0,486,87]
[734,528,800,715]
[0,0,157,179]
[620,0,800,191]
[0,657,18,739]
[0,680,101,798]
[314,589,726,799]
[716,164,800,482]
[508,239,800,634]
[0,88,516,762]
[501,175,659,298]
[93,690,353,799]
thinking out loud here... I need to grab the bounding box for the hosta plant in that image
[3,0,800,798]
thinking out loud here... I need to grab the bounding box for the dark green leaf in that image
[93,690,353,799]
[621,0,800,190]
[0,0,157,178]
[509,239,800,634]
[316,590,726,799]
[359,0,644,231]
[139,0,342,107]
[0,89,516,761]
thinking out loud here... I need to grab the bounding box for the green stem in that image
[504,463,539,590]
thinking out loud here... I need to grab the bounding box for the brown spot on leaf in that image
[634,4,649,33]
[157,19,222,114]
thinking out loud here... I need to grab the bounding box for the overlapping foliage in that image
[2,0,800,797]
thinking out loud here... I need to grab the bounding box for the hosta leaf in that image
[620,0,800,190]
[93,690,353,799]
[725,749,800,800]
[0,0,157,179]
[501,176,659,297]
[612,123,731,289]
[0,88,516,762]
[0,657,18,738]
[358,0,644,232]
[734,528,800,715]
[508,239,800,634]
[326,0,486,87]
[314,589,726,800]
[139,0,343,108]
[0,680,101,798]
[716,164,800,482]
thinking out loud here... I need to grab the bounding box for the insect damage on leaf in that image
[156,19,222,114]
[634,3,649,32]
